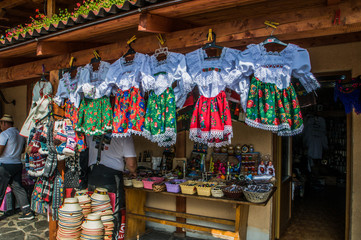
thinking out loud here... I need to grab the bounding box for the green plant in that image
[2,0,126,39]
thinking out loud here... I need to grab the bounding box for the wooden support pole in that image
[47,0,56,18]
[125,188,146,239]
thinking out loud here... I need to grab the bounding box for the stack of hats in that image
[101,215,115,240]
[57,198,83,240]
[80,213,104,240]
[91,188,113,216]
[75,190,92,217]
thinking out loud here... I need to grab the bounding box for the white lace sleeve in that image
[140,55,155,92]
[292,47,320,92]
[74,67,89,107]
[54,74,68,106]
[185,49,202,85]
[173,54,194,107]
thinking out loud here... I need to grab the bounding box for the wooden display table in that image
[125,187,276,240]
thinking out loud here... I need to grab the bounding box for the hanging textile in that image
[334,77,361,114]
[185,47,247,147]
[101,53,149,137]
[240,43,320,136]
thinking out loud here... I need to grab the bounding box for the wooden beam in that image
[1,0,361,83]
[127,213,238,239]
[0,0,27,9]
[138,13,195,33]
[327,0,341,5]
[139,13,175,33]
[47,0,56,18]
[144,206,236,226]
[36,41,69,57]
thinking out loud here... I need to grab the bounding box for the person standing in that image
[0,114,34,220]
[86,133,137,239]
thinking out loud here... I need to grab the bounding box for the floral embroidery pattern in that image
[64,100,86,151]
[112,87,145,137]
[245,77,303,136]
[143,87,177,147]
[189,91,233,147]
[75,96,113,136]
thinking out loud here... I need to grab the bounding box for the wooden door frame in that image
[272,71,353,240]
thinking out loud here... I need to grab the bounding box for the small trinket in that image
[266,161,275,176]
[258,160,266,175]
[249,144,254,153]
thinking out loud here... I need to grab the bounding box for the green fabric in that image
[245,77,303,136]
[143,88,177,146]
[76,96,113,136]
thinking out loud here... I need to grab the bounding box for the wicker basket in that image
[243,189,272,203]
[196,182,218,196]
[165,179,186,193]
[152,182,166,192]
[124,178,133,187]
[179,181,198,195]
[142,177,165,190]
[211,187,224,198]
[222,185,243,199]
[132,179,144,188]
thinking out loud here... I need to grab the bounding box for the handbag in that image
[64,154,80,189]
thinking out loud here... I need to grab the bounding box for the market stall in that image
[1,0,361,240]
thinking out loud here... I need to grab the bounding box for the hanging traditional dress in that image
[240,43,320,136]
[185,47,248,147]
[20,80,53,137]
[75,61,113,135]
[101,53,149,137]
[142,52,191,147]
[54,70,87,151]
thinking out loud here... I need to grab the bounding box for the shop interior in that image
[281,73,349,240]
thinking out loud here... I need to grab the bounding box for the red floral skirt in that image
[189,91,233,147]
[64,100,86,151]
[112,87,146,137]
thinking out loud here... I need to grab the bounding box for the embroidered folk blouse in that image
[239,43,320,92]
[54,70,81,106]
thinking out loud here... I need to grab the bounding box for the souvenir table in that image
[124,186,276,240]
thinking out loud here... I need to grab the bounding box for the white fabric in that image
[0,127,25,164]
[185,47,250,109]
[102,53,150,94]
[303,116,328,159]
[240,43,320,92]
[142,52,192,108]
[75,61,111,106]
[32,81,53,103]
[87,135,136,171]
[54,70,81,106]
[20,96,51,137]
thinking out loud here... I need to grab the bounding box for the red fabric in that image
[117,209,126,240]
[190,91,232,146]
[64,100,86,151]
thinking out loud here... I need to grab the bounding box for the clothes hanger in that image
[40,64,48,82]
[90,50,101,64]
[122,35,137,63]
[154,34,168,61]
[261,21,288,47]
[202,29,223,59]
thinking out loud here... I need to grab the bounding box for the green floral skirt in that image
[245,77,304,136]
[76,96,113,136]
[143,88,177,147]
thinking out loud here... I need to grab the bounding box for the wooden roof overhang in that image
[1,0,361,85]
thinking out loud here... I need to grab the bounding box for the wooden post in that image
[47,0,56,18]
[48,69,65,240]
[234,204,249,240]
[125,188,146,239]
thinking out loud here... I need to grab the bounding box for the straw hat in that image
[0,114,13,123]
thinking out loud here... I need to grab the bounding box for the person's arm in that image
[0,145,5,156]
[125,157,137,177]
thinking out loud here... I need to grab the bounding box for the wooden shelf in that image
[125,186,276,206]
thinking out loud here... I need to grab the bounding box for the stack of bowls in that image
[101,215,115,240]
[75,190,92,217]
[57,198,83,240]
[91,188,113,216]
[80,213,104,240]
